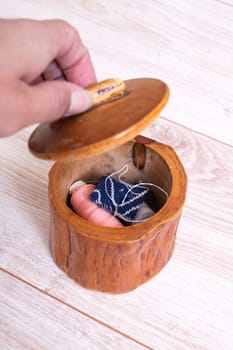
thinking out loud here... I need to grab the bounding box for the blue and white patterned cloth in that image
[89,176,149,222]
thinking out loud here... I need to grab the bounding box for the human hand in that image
[0,19,96,137]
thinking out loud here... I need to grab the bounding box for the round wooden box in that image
[29,78,187,293]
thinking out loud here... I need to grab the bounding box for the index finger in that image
[55,21,97,87]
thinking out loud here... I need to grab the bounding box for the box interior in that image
[57,142,172,218]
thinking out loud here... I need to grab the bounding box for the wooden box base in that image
[48,137,187,293]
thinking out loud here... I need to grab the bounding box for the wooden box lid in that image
[28,78,169,161]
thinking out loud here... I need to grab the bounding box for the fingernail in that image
[66,89,93,116]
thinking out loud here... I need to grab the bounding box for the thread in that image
[69,162,169,226]
[89,163,168,224]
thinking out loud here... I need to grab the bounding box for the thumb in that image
[1,79,94,137]
[20,80,93,125]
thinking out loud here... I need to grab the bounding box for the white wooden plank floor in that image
[1,1,233,349]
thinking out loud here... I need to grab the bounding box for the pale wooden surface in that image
[0,1,233,349]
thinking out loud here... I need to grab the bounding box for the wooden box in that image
[29,78,187,293]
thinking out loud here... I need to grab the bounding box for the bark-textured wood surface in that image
[1,1,233,349]
[1,116,232,349]
[48,138,187,293]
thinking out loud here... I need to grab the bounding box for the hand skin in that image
[0,19,97,137]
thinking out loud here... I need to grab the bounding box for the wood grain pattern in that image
[28,78,169,160]
[0,271,146,350]
[1,1,233,349]
[1,117,232,349]
[48,136,187,293]
[1,0,233,144]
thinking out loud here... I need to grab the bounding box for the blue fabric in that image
[89,176,148,222]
